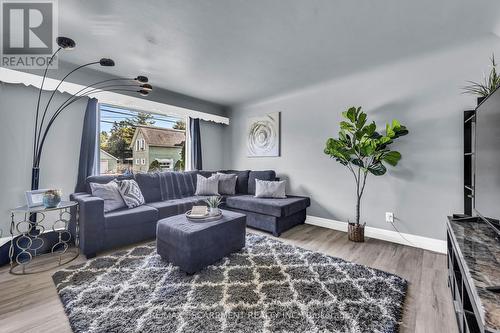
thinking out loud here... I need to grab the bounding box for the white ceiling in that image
[58,0,500,106]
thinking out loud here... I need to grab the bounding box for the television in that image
[474,90,500,238]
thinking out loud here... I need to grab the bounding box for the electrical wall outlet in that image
[386,212,394,223]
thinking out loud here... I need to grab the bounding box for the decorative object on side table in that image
[324,106,409,242]
[42,189,62,208]
[9,201,79,275]
[247,111,281,157]
[463,53,500,106]
[25,189,49,207]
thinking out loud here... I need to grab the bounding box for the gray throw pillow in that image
[89,180,126,212]
[117,179,145,208]
[195,174,220,195]
[216,173,238,195]
[254,179,287,198]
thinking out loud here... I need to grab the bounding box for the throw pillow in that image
[117,179,145,208]
[254,179,287,198]
[216,173,238,195]
[89,180,126,212]
[195,174,220,195]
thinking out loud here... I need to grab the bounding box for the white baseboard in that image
[305,215,446,254]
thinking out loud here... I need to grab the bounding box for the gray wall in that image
[224,36,500,241]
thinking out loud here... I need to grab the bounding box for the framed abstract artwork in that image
[247,112,280,157]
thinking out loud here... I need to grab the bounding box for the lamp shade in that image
[56,37,76,49]
[135,76,148,83]
[99,58,115,66]
[140,83,153,92]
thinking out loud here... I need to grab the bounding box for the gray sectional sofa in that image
[70,170,310,258]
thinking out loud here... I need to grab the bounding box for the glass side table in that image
[9,201,80,275]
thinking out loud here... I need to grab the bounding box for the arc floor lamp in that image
[31,36,153,191]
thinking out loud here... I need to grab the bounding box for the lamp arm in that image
[47,79,138,126]
[66,81,140,103]
[35,61,100,161]
[35,88,141,166]
[63,78,136,101]
[44,83,142,131]
[33,47,61,166]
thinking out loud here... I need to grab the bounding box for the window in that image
[98,104,186,175]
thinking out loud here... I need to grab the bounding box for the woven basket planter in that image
[348,223,365,242]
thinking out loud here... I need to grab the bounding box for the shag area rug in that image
[53,234,407,333]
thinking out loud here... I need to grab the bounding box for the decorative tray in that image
[185,210,223,222]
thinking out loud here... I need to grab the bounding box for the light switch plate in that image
[386,212,394,223]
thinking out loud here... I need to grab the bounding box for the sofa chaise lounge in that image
[70,170,310,258]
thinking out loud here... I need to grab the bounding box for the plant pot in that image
[208,207,220,216]
[477,96,486,106]
[43,190,61,208]
[348,223,365,242]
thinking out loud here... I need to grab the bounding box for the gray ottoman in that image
[156,209,246,274]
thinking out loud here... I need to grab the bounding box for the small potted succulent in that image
[204,196,222,216]
[43,189,62,208]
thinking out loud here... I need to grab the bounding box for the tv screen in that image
[474,92,500,235]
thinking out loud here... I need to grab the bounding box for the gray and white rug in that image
[52,234,407,333]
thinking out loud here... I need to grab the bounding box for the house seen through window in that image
[99,104,186,175]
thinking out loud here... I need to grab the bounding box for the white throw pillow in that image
[195,174,220,196]
[89,180,126,212]
[254,179,287,198]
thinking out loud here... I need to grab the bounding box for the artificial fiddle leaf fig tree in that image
[324,106,408,230]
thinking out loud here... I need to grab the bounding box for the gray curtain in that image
[189,117,202,170]
[75,98,98,192]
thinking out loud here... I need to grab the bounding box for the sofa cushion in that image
[195,174,220,195]
[225,195,310,218]
[216,173,237,195]
[85,174,134,194]
[248,170,276,195]
[146,196,210,219]
[104,205,159,229]
[135,173,162,203]
[255,179,286,198]
[89,180,126,213]
[117,179,145,208]
[218,170,250,194]
[158,171,198,200]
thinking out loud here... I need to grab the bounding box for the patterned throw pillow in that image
[216,173,238,195]
[195,174,220,196]
[89,180,126,213]
[254,179,287,198]
[117,179,145,208]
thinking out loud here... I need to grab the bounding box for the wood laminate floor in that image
[0,224,457,333]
